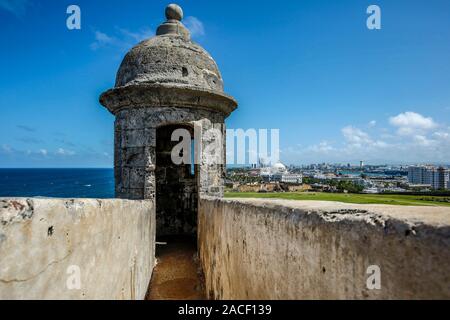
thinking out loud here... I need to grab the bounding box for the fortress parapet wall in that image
[199,198,450,299]
[2,196,449,300]
[0,198,155,300]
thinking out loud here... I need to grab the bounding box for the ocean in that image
[0,169,115,199]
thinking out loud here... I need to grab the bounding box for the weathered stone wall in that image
[0,198,155,300]
[199,198,450,299]
[114,106,225,201]
[115,106,225,236]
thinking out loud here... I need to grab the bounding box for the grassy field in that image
[225,192,450,207]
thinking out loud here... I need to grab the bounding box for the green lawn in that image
[225,192,450,207]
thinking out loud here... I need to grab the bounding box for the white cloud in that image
[389,112,436,129]
[116,27,153,43]
[368,120,377,127]
[389,112,437,136]
[184,16,205,38]
[0,0,29,17]
[1,144,12,154]
[341,126,390,153]
[2,145,51,157]
[0,144,114,167]
[307,141,334,153]
[90,18,203,51]
[342,126,372,146]
[433,131,449,139]
[372,140,389,148]
[90,31,116,51]
[282,112,450,164]
[413,135,435,147]
[56,148,75,156]
[90,27,154,51]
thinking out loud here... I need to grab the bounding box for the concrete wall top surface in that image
[222,198,450,227]
[0,198,155,300]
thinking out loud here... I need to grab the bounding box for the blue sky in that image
[0,0,449,167]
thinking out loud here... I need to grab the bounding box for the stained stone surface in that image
[199,198,450,300]
[113,106,226,235]
[115,36,224,92]
[0,198,155,300]
[113,106,226,200]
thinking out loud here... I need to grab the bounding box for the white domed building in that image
[271,162,288,174]
[260,162,302,184]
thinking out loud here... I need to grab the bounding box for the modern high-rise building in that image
[438,167,450,190]
[408,166,426,184]
[408,166,449,190]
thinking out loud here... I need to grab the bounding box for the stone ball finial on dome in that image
[156,3,189,39]
[100,3,238,117]
[165,4,183,21]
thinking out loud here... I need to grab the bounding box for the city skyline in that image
[1,0,450,167]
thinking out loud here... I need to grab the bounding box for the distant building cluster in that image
[408,166,450,190]
[260,163,303,184]
[227,162,450,194]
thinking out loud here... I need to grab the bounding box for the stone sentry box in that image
[100,4,237,236]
